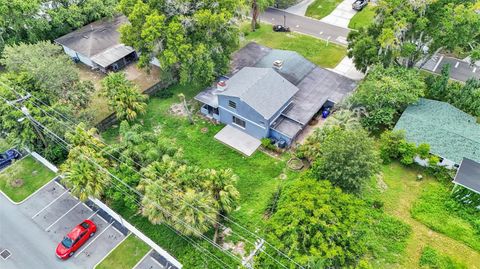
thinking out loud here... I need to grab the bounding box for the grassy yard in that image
[363,162,480,268]
[241,23,346,68]
[411,183,480,252]
[102,83,297,268]
[305,0,343,20]
[0,155,56,202]
[419,246,467,269]
[96,235,150,269]
[348,5,376,30]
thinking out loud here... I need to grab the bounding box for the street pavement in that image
[261,8,479,82]
[420,54,480,82]
[0,193,81,269]
[261,7,350,45]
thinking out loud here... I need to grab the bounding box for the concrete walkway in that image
[285,0,316,16]
[214,125,261,156]
[330,56,365,80]
[320,0,357,28]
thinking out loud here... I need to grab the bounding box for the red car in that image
[56,220,96,259]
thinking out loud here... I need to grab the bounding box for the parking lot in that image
[134,250,168,269]
[1,177,127,269]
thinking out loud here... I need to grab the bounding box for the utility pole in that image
[6,93,48,148]
[242,239,265,269]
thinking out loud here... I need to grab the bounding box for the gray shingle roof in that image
[453,158,480,194]
[394,98,480,164]
[219,67,299,119]
[54,15,133,60]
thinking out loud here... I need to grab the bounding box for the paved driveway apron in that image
[1,179,125,269]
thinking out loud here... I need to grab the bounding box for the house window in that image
[212,107,219,115]
[228,100,237,109]
[232,116,246,128]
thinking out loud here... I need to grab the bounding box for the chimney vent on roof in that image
[273,60,284,70]
[216,80,227,92]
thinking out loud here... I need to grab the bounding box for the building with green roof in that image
[394,98,480,167]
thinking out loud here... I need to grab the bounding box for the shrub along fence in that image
[95,79,174,132]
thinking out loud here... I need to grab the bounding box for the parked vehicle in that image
[0,149,21,169]
[56,220,97,259]
[352,0,368,11]
[273,25,290,32]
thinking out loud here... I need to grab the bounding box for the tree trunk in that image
[213,214,222,244]
[251,0,259,31]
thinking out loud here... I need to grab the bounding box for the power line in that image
[0,86,303,269]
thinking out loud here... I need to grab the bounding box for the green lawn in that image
[362,162,480,268]
[0,155,56,202]
[411,183,480,252]
[102,83,297,268]
[348,5,376,30]
[419,246,467,269]
[96,235,150,269]
[241,23,346,68]
[305,0,343,20]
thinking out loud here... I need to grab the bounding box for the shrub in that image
[419,246,467,269]
[261,137,276,151]
[398,140,417,165]
[379,130,406,163]
[417,143,430,159]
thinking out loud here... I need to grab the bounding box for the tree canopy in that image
[118,0,243,85]
[260,178,367,267]
[350,65,425,131]
[347,0,480,72]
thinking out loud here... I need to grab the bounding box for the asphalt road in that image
[260,7,350,45]
[0,194,81,269]
[261,8,479,82]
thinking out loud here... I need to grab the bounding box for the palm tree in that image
[60,146,110,201]
[323,109,361,130]
[101,72,148,122]
[251,0,274,31]
[203,168,240,243]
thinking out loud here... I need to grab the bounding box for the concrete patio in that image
[214,125,261,156]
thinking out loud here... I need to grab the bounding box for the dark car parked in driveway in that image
[0,149,21,169]
[352,0,368,11]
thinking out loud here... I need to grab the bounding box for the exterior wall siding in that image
[61,45,94,67]
[218,107,267,139]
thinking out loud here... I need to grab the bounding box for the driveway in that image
[320,0,357,28]
[285,0,316,16]
[1,179,126,269]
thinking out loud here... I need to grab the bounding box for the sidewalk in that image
[320,0,357,28]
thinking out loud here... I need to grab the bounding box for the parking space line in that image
[74,221,114,258]
[150,256,164,269]
[45,201,81,231]
[455,61,460,68]
[132,249,153,269]
[111,225,124,236]
[82,203,93,212]
[31,189,69,219]
[473,67,477,73]
[87,210,99,220]
[432,55,444,72]
[53,180,65,190]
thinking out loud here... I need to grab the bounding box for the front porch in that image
[214,125,261,156]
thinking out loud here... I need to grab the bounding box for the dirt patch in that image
[169,103,188,117]
[287,157,304,170]
[200,127,209,134]
[376,174,388,192]
[9,178,24,188]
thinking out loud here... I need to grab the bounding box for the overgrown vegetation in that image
[424,65,480,117]
[419,246,467,269]
[411,183,480,252]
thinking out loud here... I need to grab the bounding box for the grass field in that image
[0,155,56,202]
[102,83,297,268]
[348,5,376,30]
[419,246,467,269]
[241,23,346,68]
[96,235,150,269]
[363,162,480,268]
[411,183,480,252]
[305,0,343,20]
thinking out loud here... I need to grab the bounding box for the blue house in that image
[195,43,357,150]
